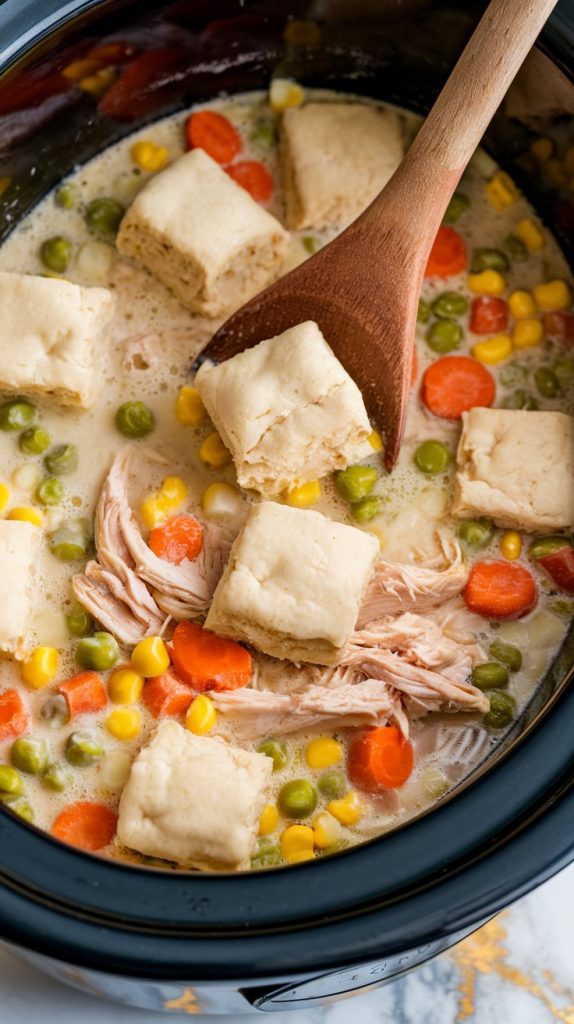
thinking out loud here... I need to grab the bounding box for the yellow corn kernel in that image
[199,431,232,469]
[63,57,101,81]
[108,667,144,704]
[130,140,169,173]
[160,476,187,506]
[285,481,321,508]
[131,636,170,677]
[467,270,506,297]
[327,791,363,826]
[306,737,342,770]
[269,78,305,113]
[79,67,116,96]
[512,318,544,349]
[175,386,205,427]
[368,430,383,452]
[509,289,536,319]
[105,707,142,741]
[185,694,217,735]
[515,218,545,251]
[20,646,59,690]
[201,482,240,519]
[7,506,42,526]
[0,482,9,513]
[500,531,522,561]
[280,824,315,864]
[530,136,554,163]
[545,158,567,188]
[259,803,279,837]
[564,146,574,176]
[471,334,512,365]
[140,496,168,530]
[485,171,519,211]
[533,279,572,313]
[312,811,342,850]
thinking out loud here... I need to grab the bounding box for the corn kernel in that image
[201,482,240,519]
[368,430,383,452]
[485,171,519,211]
[108,667,144,704]
[21,646,59,690]
[160,476,187,506]
[175,386,205,427]
[130,140,169,173]
[500,531,522,561]
[564,146,574,176]
[327,791,363,826]
[140,496,168,529]
[259,803,279,837]
[185,694,217,735]
[63,57,101,81]
[509,290,536,319]
[0,482,9,512]
[515,218,545,251]
[131,636,170,677]
[512,318,544,349]
[530,137,554,163]
[269,78,305,113]
[468,270,506,297]
[105,707,142,741]
[306,737,342,770]
[7,506,42,526]
[199,431,232,469]
[533,279,572,313]
[312,811,342,849]
[285,480,321,508]
[280,824,315,863]
[471,334,512,365]
[545,159,567,188]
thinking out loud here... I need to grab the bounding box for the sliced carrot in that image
[170,621,252,692]
[142,672,194,718]
[51,801,117,852]
[185,110,242,164]
[470,296,508,335]
[422,355,495,420]
[424,225,467,279]
[538,547,574,594]
[463,560,536,619]
[226,160,273,202]
[0,689,30,740]
[59,671,107,718]
[348,725,414,791]
[543,311,574,345]
[149,514,203,565]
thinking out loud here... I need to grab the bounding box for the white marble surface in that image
[0,863,573,1023]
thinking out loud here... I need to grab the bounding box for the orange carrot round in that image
[226,160,273,201]
[463,560,536,619]
[51,801,117,852]
[348,725,414,791]
[424,225,467,278]
[142,673,194,718]
[422,355,495,419]
[149,514,203,565]
[185,110,242,164]
[59,671,107,718]
[170,621,252,691]
[0,689,30,741]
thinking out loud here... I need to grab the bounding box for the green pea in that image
[502,234,528,262]
[414,439,451,475]
[40,236,72,274]
[335,465,378,503]
[302,236,321,255]
[115,401,155,439]
[36,477,64,506]
[278,779,318,819]
[44,443,78,475]
[0,398,36,432]
[471,247,510,273]
[431,292,469,317]
[19,426,51,455]
[49,519,89,562]
[535,366,559,399]
[76,631,119,671]
[85,197,125,240]
[499,362,529,388]
[11,737,49,775]
[501,389,538,410]
[250,120,277,149]
[0,765,24,802]
[471,661,509,690]
[417,297,430,323]
[351,496,383,523]
[13,801,35,823]
[529,535,571,560]
[55,183,79,209]
[484,690,516,730]
[39,694,70,727]
[554,357,574,389]
[489,639,522,672]
[257,738,289,772]
[457,517,494,549]
[41,764,71,792]
[443,192,469,224]
[66,606,94,638]
[65,731,104,767]
[551,598,574,618]
[318,769,346,800]
[251,838,283,868]
[426,318,462,353]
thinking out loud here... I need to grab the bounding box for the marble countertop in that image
[1,862,573,1023]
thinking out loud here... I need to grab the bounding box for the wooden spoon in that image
[195,0,558,470]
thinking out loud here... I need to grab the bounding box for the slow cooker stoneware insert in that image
[0,0,572,1013]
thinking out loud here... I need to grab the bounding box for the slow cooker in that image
[0,0,573,1014]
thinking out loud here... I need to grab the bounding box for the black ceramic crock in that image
[0,0,573,1013]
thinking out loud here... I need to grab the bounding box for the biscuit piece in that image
[0,273,114,408]
[195,320,373,496]
[453,408,574,531]
[0,521,43,655]
[117,720,272,869]
[280,102,403,229]
[117,149,288,317]
[206,502,380,665]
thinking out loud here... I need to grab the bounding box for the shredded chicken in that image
[348,613,473,684]
[357,544,467,627]
[72,562,151,647]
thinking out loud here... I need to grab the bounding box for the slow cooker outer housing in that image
[0,0,573,1012]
